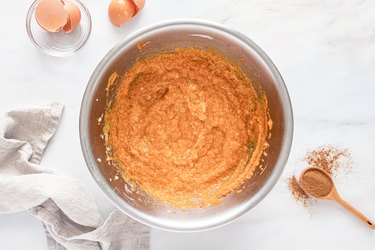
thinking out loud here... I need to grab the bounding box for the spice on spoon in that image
[299,167,374,229]
[300,168,332,198]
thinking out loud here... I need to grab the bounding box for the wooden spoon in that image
[299,167,374,229]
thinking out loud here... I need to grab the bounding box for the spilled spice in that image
[288,145,352,207]
[288,176,309,206]
[305,146,351,176]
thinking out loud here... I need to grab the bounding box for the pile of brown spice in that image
[287,145,352,207]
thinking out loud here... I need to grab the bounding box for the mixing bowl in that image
[80,19,293,232]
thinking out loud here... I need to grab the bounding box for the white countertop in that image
[1,0,375,249]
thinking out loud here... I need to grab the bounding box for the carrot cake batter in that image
[104,48,269,208]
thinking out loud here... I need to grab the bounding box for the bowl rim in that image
[79,18,294,232]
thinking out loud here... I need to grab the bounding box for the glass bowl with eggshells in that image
[26,0,91,57]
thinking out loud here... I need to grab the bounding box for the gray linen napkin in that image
[0,102,150,250]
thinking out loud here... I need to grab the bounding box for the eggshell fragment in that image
[133,0,145,15]
[35,0,69,32]
[62,0,81,33]
[108,0,136,27]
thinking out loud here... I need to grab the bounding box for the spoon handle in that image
[335,196,374,229]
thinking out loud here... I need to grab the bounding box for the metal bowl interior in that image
[80,19,293,232]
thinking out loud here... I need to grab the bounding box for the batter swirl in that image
[105,48,269,208]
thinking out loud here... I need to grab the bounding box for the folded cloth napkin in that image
[0,103,150,250]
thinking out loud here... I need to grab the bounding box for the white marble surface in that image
[1,0,375,249]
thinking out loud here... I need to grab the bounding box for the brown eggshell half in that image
[62,0,81,33]
[108,0,136,27]
[132,0,145,15]
[35,0,69,32]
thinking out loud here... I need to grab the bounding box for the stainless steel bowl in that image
[80,19,293,232]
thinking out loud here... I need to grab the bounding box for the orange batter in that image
[104,48,269,208]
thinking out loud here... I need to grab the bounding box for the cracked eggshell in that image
[62,0,81,33]
[35,0,69,32]
[133,0,145,15]
[108,0,136,27]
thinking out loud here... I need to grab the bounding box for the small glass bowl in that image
[26,0,92,57]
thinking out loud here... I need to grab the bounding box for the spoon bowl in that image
[300,167,335,199]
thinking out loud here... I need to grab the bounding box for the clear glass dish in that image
[80,19,294,232]
[26,0,91,57]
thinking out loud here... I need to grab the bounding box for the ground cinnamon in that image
[305,146,351,175]
[288,176,309,206]
[288,145,351,207]
[300,169,333,198]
